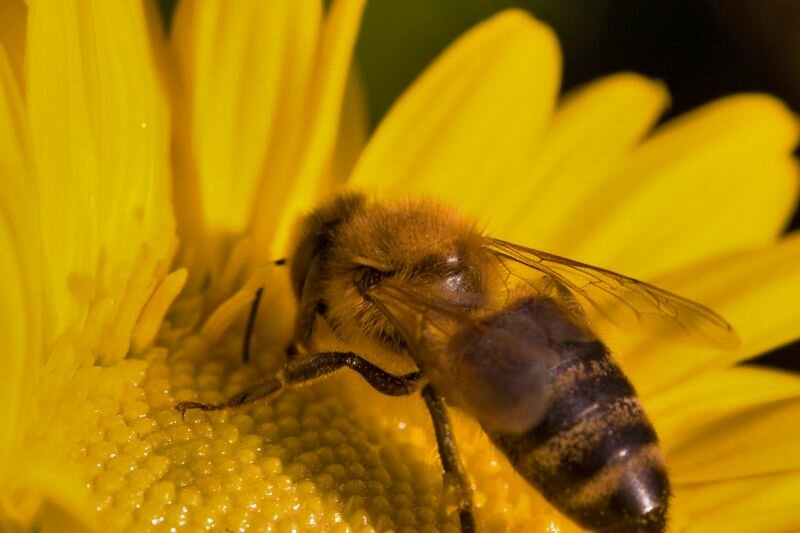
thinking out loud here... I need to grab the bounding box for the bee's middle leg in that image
[422,384,476,533]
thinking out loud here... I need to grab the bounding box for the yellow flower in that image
[1,1,799,532]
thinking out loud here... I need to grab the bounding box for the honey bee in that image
[178,193,738,532]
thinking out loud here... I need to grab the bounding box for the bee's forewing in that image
[486,239,740,350]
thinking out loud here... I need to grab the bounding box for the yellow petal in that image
[0,38,28,201]
[620,232,800,396]
[0,45,79,530]
[0,0,26,88]
[253,0,366,257]
[648,366,800,441]
[569,95,799,279]
[0,42,41,474]
[2,459,97,532]
[131,268,188,353]
[674,471,800,532]
[495,73,669,247]
[171,0,321,248]
[27,0,176,364]
[665,398,800,484]
[328,68,370,186]
[0,176,37,478]
[349,9,560,227]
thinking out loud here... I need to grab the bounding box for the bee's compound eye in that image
[355,266,386,295]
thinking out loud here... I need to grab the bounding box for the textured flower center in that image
[64,308,471,531]
[35,215,564,532]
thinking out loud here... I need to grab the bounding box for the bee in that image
[178,192,738,532]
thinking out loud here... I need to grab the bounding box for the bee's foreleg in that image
[176,376,284,418]
[421,384,476,533]
[283,352,423,396]
[177,352,423,417]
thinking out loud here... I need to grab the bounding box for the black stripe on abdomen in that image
[487,342,669,531]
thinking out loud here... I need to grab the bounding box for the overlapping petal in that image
[676,471,800,532]
[621,231,800,395]
[329,71,370,185]
[1,37,97,531]
[495,73,669,248]
[0,39,41,495]
[667,397,800,483]
[0,0,26,87]
[171,0,365,264]
[254,0,366,257]
[171,0,321,247]
[568,95,799,278]
[649,366,800,439]
[27,0,176,364]
[0,37,28,208]
[350,9,560,226]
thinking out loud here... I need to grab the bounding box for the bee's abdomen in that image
[489,342,670,532]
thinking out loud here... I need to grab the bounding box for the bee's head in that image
[290,193,488,351]
[337,197,486,298]
[324,196,488,350]
[289,192,367,301]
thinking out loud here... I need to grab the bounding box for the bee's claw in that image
[175,401,224,419]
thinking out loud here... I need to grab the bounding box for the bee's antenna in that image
[242,258,287,363]
[242,287,264,364]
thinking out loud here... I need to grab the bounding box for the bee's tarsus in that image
[175,401,223,418]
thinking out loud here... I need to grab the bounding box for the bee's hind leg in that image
[422,384,476,533]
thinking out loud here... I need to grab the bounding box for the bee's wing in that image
[367,279,488,350]
[485,238,740,349]
[368,280,552,432]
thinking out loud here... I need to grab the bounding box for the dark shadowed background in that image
[159,0,800,371]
